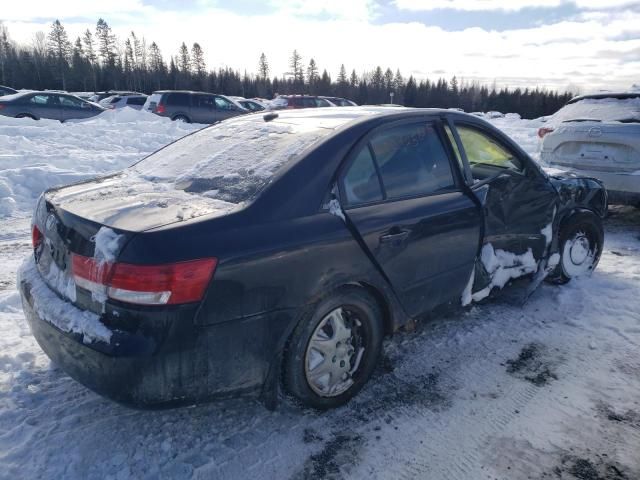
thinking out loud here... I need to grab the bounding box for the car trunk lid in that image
[544,122,640,172]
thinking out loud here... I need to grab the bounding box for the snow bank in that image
[0,109,199,218]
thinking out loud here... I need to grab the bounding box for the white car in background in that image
[540,92,640,206]
[99,94,148,110]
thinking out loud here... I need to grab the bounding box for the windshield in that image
[551,97,640,124]
[132,115,335,204]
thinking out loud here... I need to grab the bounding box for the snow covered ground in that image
[0,109,639,480]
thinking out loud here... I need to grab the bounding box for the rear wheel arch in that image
[16,113,37,120]
[281,283,385,409]
[172,114,191,123]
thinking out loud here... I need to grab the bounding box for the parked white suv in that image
[540,92,640,206]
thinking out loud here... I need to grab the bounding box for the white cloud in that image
[394,0,640,11]
[0,0,152,21]
[268,0,377,20]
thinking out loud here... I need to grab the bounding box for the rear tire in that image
[16,113,37,120]
[172,115,190,123]
[283,287,383,410]
[546,212,603,284]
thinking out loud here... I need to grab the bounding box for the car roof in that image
[252,106,474,131]
[152,90,215,95]
[568,92,640,104]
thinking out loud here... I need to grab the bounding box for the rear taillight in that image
[538,127,554,139]
[156,103,166,114]
[32,225,43,249]
[71,254,217,306]
[0,104,5,110]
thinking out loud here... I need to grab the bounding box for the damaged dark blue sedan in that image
[19,108,607,410]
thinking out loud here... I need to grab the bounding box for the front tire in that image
[547,212,603,284]
[283,287,383,409]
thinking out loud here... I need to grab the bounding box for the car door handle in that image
[380,228,410,244]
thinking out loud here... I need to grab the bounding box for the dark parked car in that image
[144,90,247,123]
[270,95,333,109]
[99,94,148,110]
[0,85,18,96]
[20,108,606,410]
[0,91,106,121]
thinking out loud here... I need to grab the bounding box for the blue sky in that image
[4,0,640,92]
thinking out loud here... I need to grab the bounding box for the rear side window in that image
[370,123,455,200]
[127,97,146,106]
[166,93,190,107]
[342,147,383,206]
[196,95,215,108]
[30,95,50,105]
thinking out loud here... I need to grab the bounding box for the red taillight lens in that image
[32,225,43,249]
[156,103,166,114]
[538,127,554,139]
[71,254,217,306]
[0,104,5,110]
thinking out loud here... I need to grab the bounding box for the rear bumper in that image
[544,162,640,204]
[19,261,297,408]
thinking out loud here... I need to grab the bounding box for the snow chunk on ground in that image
[472,244,538,302]
[17,256,112,344]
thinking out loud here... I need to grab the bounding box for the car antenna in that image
[263,112,279,122]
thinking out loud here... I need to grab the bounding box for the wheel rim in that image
[562,230,597,277]
[304,307,366,397]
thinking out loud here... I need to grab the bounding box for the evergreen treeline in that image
[0,19,573,119]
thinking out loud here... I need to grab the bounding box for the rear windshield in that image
[552,97,640,123]
[132,116,335,204]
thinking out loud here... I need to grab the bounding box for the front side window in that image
[60,96,84,107]
[370,123,455,200]
[342,146,383,206]
[456,126,523,173]
[214,96,235,110]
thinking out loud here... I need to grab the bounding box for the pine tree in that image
[384,68,394,90]
[393,69,404,90]
[95,18,116,66]
[148,42,164,72]
[289,49,303,87]
[349,69,358,87]
[47,20,72,89]
[191,42,206,76]
[258,52,269,80]
[178,42,190,73]
[307,58,319,90]
[337,64,347,85]
[82,29,97,65]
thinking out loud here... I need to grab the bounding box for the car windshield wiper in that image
[562,118,602,123]
[616,118,640,124]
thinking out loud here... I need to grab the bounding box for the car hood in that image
[45,171,239,232]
